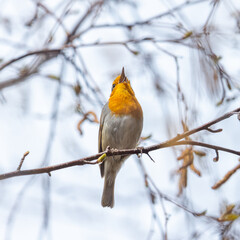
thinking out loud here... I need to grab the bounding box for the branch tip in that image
[213,150,219,162]
[206,127,223,133]
[17,151,30,171]
[147,153,155,163]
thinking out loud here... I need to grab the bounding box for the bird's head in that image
[108,67,142,117]
[110,67,135,97]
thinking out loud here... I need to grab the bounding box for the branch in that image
[0,48,64,91]
[66,1,104,43]
[0,153,101,180]
[0,33,223,90]
[144,107,240,152]
[171,140,240,157]
[0,1,105,90]
[37,3,69,36]
[0,107,239,180]
[70,0,208,40]
[17,151,30,171]
[0,49,61,72]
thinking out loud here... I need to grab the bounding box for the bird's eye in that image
[112,84,116,91]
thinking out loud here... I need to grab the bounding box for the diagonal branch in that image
[0,107,239,181]
[165,140,240,156]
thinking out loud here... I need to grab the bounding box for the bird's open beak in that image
[119,67,127,83]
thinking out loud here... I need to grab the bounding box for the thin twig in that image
[172,141,239,157]
[17,151,30,171]
[213,149,219,162]
[147,172,209,219]
[0,49,61,72]
[37,2,69,36]
[206,127,223,133]
[70,0,208,40]
[66,1,104,43]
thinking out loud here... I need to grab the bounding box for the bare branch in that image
[173,141,239,157]
[206,127,223,133]
[0,107,239,180]
[0,49,61,72]
[37,2,69,36]
[0,153,101,180]
[0,1,105,91]
[71,0,209,40]
[66,1,104,43]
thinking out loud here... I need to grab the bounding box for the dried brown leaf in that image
[190,163,201,177]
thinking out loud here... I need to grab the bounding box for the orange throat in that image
[108,83,142,119]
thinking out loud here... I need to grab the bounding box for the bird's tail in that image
[101,173,116,208]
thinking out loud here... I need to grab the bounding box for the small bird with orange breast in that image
[98,68,143,208]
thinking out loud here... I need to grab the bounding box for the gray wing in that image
[98,103,110,177]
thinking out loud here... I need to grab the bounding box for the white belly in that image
[101,113,143,151]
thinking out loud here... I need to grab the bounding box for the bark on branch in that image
[0,107,239,181]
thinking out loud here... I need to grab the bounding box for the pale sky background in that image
[0,0,240,239]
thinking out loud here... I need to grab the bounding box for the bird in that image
[98,67,143,208]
